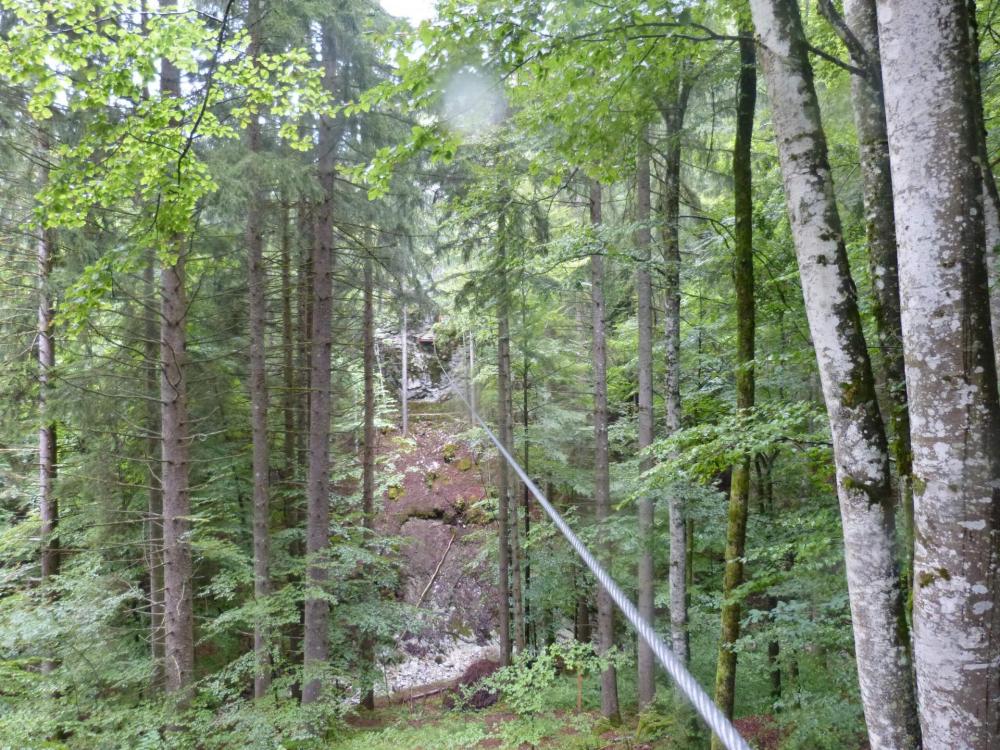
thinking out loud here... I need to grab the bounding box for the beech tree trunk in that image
[246,0,271,698]
[712,33,756,746]
[635,129,656,708]
[749,2,920,747]
[590,180,621,724]
[496,221,514,666]
[826,0,916,594]
[659,80,691,665]
[302,22,338,705]
[878,1,1000,745]
[159,49,195,700]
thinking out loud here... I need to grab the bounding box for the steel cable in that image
[434,349,752,750]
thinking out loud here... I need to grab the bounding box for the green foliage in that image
[482,641,614,716]
[646,401,825,486]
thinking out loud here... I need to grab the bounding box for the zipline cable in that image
[433,346,753,750]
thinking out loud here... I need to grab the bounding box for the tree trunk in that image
[361,258,377,710]
[749,2,920,747]
[829,0,916,601]
[496,221,514,665]
[288,200,310,700]
[281,200,296,479]
[37,131,58,678]
[296,200,312,472]
[159,48,195,700]
[521,309,532,650]
[878,1,1000,745]
[144,247,165,689]
[590,180,621,724]
[659,79,691,666]
[468,332,476,426]
[965,0,1000,391]
[635,128,656,708]
[712,32,756,746]
[137,0,164,695]
[37,138,58,587]
[246,0,271,698]
[506,298,525,657]
[302,22,338,706]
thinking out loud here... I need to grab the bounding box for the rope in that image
[434,345,752,750]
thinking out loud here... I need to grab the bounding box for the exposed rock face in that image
[377,318,465,404]
[376,423,499,696]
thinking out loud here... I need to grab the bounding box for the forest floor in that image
[333,673,663,750]
[333,677,788,749]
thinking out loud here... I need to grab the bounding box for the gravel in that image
[379,634,500,695]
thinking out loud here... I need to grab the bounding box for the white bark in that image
[878,1,1000,746]
[751,2,919,747]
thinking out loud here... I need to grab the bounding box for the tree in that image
[36,130,58,595]
[496,210,515,666]
[818,0,915,584]
[635,129,656,709]
[158,36,196,699]
[302,18,339,706]
[245,0,272,699]
[712,28,756,744]
[658,74,692,667]
[878,0,1000,745]
[361,256,377,710]
[589,180,621,725]
[748,0,920,745]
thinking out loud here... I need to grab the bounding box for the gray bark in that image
[878,1,1000,745]
[829,0,916,599]
[750,2,920,747]
[590,180,621,724]
[659,80,691,665]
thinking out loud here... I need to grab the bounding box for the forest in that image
[0,0,998,748]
